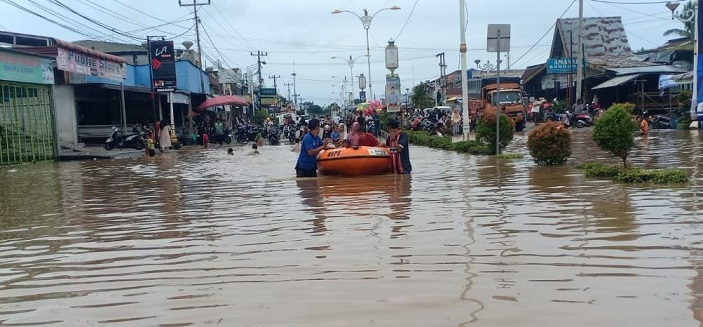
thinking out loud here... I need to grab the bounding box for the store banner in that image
[0,49,54,84]
[385,75,401,112]
[56,47,123,81]
[149,40,177,92]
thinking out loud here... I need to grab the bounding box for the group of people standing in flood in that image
[295,116,411,178]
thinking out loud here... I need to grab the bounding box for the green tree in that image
[308,104,324,116]
[411,83,434,109]
[663,1,694,42]
[476,112,514,155]
[592,105,639,167]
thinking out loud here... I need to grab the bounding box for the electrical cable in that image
[511,0,578,67]
[200,22,242,69]
[590,0,669,4]
[48,0,142,41]
[1,0,108,40]
[394,0,420,41]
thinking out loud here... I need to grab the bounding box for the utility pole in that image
[178,0,210,94]
[284,82,293,107]
[292,72,298,111]
[269,75,280,111]
[576,0,584,102]
[250,51,268,114]
[251,51,268,87]
[268,75,280,92]
[436,52,447,106]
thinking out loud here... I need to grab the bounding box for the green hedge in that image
[407,130,491,155]
[576,162,688,184]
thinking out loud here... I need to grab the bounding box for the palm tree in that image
[663,0,695,42]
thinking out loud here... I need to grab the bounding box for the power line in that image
[512,0,578,67]
[200,22,241,69]
[210,1,257,50]
[590,0,668,4]
[394,0,420,41]
[112,0,191,30]
[0,0,107,40]
[48,0,142,41]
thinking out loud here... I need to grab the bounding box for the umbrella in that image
[197,95,249,111]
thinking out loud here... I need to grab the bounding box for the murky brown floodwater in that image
[1,128,703,326]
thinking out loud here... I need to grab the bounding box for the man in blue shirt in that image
[295,118,330,177]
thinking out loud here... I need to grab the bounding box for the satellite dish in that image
[182,41,193,50]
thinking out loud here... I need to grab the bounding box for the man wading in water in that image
[295,119,330,177]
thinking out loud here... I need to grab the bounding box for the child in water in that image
[146,130,156,157]
[249,144,260,155]
[227,147,234,155]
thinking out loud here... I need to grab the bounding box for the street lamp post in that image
[332,6,401,101]
[331,54,368,107]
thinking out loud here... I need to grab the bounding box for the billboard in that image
[149,40,177,92]
[546,58,576,74]
[0,49,54,84]
[385,75,401,112]
[56,47,124,81]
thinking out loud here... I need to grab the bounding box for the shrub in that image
[527,122,571,165]
[406,130,491,155]
[592,105,638,167]
[576,162,689,184]
[476,112,514,155]
[607,102,636,114]
[452,140,491,155]
[494,153,524,159]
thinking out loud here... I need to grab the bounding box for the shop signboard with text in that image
[56,47,124,81]
[149,40,177,92]
[0,49,54,84]
[546,58,576,74]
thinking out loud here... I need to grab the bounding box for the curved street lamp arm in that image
[332,9,362,20]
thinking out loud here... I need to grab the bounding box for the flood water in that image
[1,129,703,326]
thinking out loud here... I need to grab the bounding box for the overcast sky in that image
[0,0,686,105]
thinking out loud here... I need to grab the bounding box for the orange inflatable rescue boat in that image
[317,146,391,176]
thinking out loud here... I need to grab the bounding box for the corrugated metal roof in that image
[554,17,632,58]
[591,74,640,90]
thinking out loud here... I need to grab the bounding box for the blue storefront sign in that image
[546,58,576,74]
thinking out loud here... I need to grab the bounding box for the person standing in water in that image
[385,119,412,174]
[295,119,329,177]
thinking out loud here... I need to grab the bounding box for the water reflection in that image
[1,130,703,326]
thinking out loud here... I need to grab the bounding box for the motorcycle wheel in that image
[134,138,145,150]
[105,142,115,150]
[224,135,232,144]
[236,135,247,144]
[576,121,585,128]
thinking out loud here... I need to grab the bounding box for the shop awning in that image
[197,95,249,111]
[591,74,640,90]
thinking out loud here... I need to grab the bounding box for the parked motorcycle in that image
[571,112,593,128]
[209,130,232,145]
[235,123,260,144]
[105,126,144,150]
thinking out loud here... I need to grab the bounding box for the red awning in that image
[197,95,249,110]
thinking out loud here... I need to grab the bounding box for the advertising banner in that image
[659,74,677,90]
[0,49,54,84]
[149,40,177,92]
[359,91,366,103]
[385,75,401,112]
[56,47,123,81]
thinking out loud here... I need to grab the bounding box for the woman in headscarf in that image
[160,119,172,151]
[337,123,347,142]
[347,121,360,146]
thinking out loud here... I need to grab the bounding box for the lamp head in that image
[666,1,680,19]
[390,6,401,10]
[331,9,342,14]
